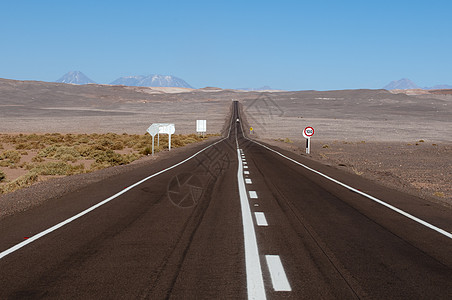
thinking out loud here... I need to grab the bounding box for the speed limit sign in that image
[303,126,314,138]
[303,126,314,154]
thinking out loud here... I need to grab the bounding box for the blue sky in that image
[1,0,451,90]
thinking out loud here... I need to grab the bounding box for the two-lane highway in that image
[0,101,451,299]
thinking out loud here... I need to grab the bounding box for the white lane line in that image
[249,191,258,199]
[0,137,228,260]
[265,255,292,291]
[243,161,247,164]
[249,139,452,240]
[244,171,250,175]
[254,212,268,226]
[237,149,266,299]
[244,166,249,169]
[245,178,252,184]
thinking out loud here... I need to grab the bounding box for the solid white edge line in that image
[248,139,452,240]
[0,137,232,260]
[254,212,268,226]
[237,149,266,300]
[265,255,292,291]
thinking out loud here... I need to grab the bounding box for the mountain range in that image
[110,75,192,88]
[384,78,452,90]
[55,71,193,88]
[56,71,97,85]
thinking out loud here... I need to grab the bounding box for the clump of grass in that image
[0,150,21,167]
[38,145,82,162]
[433,191,445,198]
[322,144,329,148]
[284,138,293,143]
[419,139,425,143]
[0,169,6,182]
[0,172,39,194]
[27,161,85,176]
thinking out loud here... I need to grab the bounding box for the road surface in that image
[0,101,451,299]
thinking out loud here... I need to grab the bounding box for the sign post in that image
[147,123,176,154]
[146,124,159,156]
[302,126,314,154]
[158,123,176,151]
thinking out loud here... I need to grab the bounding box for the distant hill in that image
[236,85,276,91]
[55,71,96,85]
[110,74,193,88]
[425,84,452,90]
[383,79,420,90]
[384,78,452,90]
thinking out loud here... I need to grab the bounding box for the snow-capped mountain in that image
[55,71,96,85]
[110,74,193,88]
[383,78,420,90]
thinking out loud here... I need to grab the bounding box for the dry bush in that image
[0,172,39,194]
[0,150,21,167]
[28,161,85,176]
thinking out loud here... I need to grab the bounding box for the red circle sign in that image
[303,126,314,137]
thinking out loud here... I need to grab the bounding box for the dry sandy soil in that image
[1,78,451,209]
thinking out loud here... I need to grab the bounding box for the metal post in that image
[152,135,155,156]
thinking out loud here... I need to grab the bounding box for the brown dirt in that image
[262,138,452,207]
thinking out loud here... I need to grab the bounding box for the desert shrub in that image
[0,172,39,194]
[284,138,293,143]
[38,145,82,162]
[0,150,21,167]
[0,170,6,182]
[142,146,152,155]
[29,161,85,176]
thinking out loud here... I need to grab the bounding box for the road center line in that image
[254,212,268,226]
[245,178,252,184]
[265,255,292,291]
[249,191,258,199]
[237,149,266,300]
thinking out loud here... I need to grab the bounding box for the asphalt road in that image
[0,101,451,299]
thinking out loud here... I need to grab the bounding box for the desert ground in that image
[1,78,451,211]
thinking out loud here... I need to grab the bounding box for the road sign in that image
[303,126,314,138]
[146,124,159,137]
[250,127,253,131]
[196,120,206,136]
[147,123,176,154]
[158,123,175,135]
[302,126,314,154]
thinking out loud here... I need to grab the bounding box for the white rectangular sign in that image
[158,123,175,135]
[196,120,207,132]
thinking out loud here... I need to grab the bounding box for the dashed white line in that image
[249,191,258,199]
[244,166,249,169]
[245,178,252,184]
[266,255,291,291]
[244,171,250,175]
[237,149,266,299]
[254,212,268,226]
